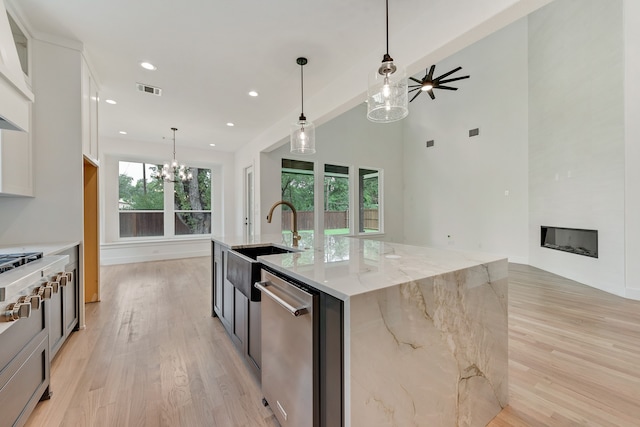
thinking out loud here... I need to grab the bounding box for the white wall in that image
[402,18,530,263]
[99,136,235,264]
[260,103,405,244]
[0,39,83,245]
[528,0,626,296]
[624,0,640,299]
[233,1,554,237]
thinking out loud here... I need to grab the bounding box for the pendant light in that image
[290,57,315,154]
[160,127,192,182]
[366,0,408,123]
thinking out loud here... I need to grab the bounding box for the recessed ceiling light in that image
[140,62,157,70]
[209,143,216,147]
[105,99,117,104]
[248,91,258,97]
[119,131,127,135]
[226,122,234,127]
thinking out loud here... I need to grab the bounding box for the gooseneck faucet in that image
[266,200,301,247]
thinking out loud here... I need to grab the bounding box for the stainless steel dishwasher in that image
[255,269,318,427]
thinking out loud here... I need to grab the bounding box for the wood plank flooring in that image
[488,264,640,427]
[25,258,278,427]
[25,258,640,426]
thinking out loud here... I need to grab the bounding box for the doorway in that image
[83,158,100,303]
[244,165,254,239]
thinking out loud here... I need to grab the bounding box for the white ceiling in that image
[7,0,549,152]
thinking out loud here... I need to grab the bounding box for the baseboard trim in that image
[101,250,210,266]
[101,239,210,265]
[625,288,640,301]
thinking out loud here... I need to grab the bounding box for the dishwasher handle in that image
[255,281,309,317]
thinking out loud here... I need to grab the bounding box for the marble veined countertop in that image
[212,234,506,300]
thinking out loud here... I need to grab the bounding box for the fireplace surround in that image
[540,226,598,258]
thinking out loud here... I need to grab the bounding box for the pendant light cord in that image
[297,58,307,121]
[385,0,389,56]
[171,127,177,160]
[380,0,393,64]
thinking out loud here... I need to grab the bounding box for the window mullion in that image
[165,180,175,237]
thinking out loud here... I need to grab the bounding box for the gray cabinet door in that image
[247,299,261,374]
[48,286,65,359]
[64,260,79,336]
[212,243,223,317]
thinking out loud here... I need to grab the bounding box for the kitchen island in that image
[212,234,508,427]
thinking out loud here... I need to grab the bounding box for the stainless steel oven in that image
[256,269,319,427]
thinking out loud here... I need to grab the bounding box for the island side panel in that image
[349,259,508,427]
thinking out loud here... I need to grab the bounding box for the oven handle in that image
[255,281,308,317]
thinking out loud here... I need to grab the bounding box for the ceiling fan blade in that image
[438,75,470,84]
[436,85,458,91]
[409,87,422,93]
[435,66,462,81]
[427,65,436,80]
[409,91,422,102]
[428,90,435,100]
[409,77,423,84]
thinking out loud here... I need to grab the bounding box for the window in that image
[324,164,349,235]
[359,168,381,233]
[174,168,212,235]
[279,159,384,236]
[119,162,164,237]
[281,159,314,238]
[118,161,211,238]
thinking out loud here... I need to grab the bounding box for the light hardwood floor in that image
[25,259,640,426]
[489,264,640,427]
[26,258,278,427]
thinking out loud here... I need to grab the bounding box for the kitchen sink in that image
[233,245,294,260]
[226,245,295,301]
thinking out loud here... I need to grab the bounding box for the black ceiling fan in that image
[409,65,470,102]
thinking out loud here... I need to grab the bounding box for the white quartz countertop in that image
[0,241,80,256]
[212,234,506,300]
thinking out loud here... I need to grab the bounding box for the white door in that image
[244,165,254,238]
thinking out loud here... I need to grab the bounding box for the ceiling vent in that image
[136,83,162,96]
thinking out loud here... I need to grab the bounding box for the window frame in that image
[280,158,384,238]
[117,159,213,241]
[357,167,384,236]
[172,167,213,236]
[323,163,351,236]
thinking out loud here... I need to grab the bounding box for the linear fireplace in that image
[541,226,598,258]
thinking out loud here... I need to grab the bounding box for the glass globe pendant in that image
[366,0,408,123]
[290,57,316,154]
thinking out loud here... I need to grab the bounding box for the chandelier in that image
[160,127,192,182]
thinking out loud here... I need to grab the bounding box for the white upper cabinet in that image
[81,57,99,164]
[0,3,32,196]
[0,0,33,132]
[0,122,33,196]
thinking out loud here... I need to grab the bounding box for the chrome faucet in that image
[266,200,301,247]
